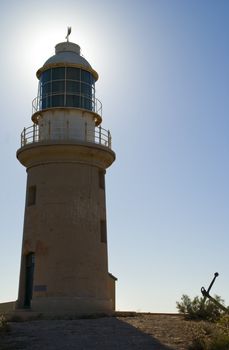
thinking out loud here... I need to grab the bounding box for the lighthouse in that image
[16,33,116,316]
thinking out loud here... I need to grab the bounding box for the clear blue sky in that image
[0,0,229,313]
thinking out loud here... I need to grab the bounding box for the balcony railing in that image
[32,93,102,117]
[20,123,112,149]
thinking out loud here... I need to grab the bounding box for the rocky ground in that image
[0,314,205,349]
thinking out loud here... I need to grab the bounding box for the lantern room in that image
[27,41,106,145]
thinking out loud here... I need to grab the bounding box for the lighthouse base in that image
[31,296,113,316]
[11,297,114,320]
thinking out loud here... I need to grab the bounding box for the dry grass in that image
[119,313,208,349]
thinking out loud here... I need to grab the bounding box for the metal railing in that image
[32,93,102,117]
[20,123,112,149]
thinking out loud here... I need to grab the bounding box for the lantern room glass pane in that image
[66,81,80,93]
[81,96,92,110]
[52,81,65,93]
[66,95,80,107]
[52,67,65,80]
[41,95,51,109]
[81,83,91,97]
[52,95,64,107]
[41,70,51,83]
[81,70,92,84]
[42,82,51,96]
[66,67,80,80]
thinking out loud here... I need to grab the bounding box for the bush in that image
[189,334,229,350]
[189,337,208,350]
[176,294,226,321]
[187,314,229,350]
[188,322,214,350]
[189,331,229,350]
[210,334,229,350]
[217,314,229,333]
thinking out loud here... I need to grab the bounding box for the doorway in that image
[24,253,35,308]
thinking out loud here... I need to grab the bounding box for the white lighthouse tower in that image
[16,32,116,317]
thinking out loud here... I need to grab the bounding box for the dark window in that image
[100,220,107,243]
[66,94,80,107]
[81,96,92,110]
[99,170,105,189]
[42,82,51,96]
[52,94,64,107]
[24,253,35,308]
[39,68,95,112]
[41,95,52,109]
[81,83,91,97]
[41,69,51,83]
[66,67,80,80]
[52,67,65,80]
[34,285,47,292]
[66,81,80,93]
[27,186,36,206]
[52,81,65,93]
[81,70,91,84]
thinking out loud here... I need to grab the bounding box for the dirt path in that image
[0,315,195,349]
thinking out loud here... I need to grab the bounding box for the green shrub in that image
[210,334,229,350]
[217,314,229,333]
[189,333,229,350]
[176,294,226,321]
[188,322,214,350]
[188,315,229,350]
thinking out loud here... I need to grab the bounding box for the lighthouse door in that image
[24,253,35,308]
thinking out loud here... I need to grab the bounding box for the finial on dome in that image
[65,26,71,42]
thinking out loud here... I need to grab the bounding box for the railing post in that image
[39,97,42,112]
[37,123,40,141]
[99,126,102,145]
[108,130,111,148]
[23,127,26,146]
[33,124,35,142]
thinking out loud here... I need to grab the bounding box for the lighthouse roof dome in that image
[36,41,98,80]
[43,42,92,68]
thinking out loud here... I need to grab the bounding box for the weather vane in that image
[65,27,71,42]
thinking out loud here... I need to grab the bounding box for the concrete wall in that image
[108,274,117,311]
[16,141,115,315]
[0,302,15,314]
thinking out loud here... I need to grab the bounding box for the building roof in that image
[36,41,98,81]
[43,42,92,68]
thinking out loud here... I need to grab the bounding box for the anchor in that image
[200,272,229,314]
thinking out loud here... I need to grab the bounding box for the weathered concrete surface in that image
[16,140,116,315]
[0,316,175,350]
[0,302,15,314]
